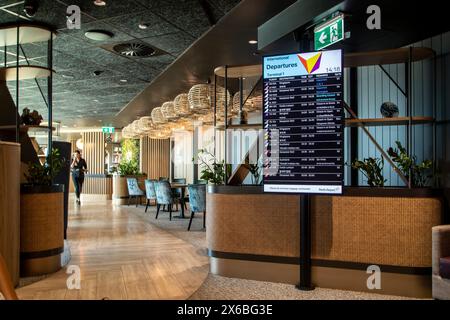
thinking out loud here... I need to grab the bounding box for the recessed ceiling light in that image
[248,40,258,44]
[94,0,106,6]
[120,79,128,83]
[139,23,149,30]
[62,125,68,128]
[93,99,99,103]
[61,73,75,79]
[85,30,114,41]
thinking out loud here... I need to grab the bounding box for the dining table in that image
[170,183,188,218]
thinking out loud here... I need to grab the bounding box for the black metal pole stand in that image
[296,194,315,291]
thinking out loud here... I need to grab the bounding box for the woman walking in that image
[71,150,87,205]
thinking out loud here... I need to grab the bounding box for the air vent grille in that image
[113,42,156,57]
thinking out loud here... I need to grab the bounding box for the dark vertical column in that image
[48,34,53,159]
[15,26,20,143]
[350,68,359,186]
[170,139,175,181]
[224,66,228,185]
[193,126,199,183]
[297,194,314,290]
[405,48,412,188]
[239,76,244,124]
[213,75,217,157]
[296,33,314,291]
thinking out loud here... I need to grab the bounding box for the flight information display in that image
[263,49,344,194]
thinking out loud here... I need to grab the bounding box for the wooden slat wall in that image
[82,176,113,195]
[81,132,105,174]
[140,137,170,179]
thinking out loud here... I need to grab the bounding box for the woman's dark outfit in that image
[72,158,87,199]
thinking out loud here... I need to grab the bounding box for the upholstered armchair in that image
[144,179,157,212]
[126,178,145,207]
[187,184,206,231]
[155,181,177,221]
[432,225,450,300]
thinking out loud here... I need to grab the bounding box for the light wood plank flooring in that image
[16,200,209,300]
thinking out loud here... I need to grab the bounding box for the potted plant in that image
[112,138,146,204]
[20,148,65,276]
[197,149,231,185]
[387,141,433,187]
[349,157,387,187]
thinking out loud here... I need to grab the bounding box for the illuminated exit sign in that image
[314,14,344,51]
[102,127,115,133]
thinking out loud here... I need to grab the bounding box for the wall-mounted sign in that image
[102,127,115,134]
[263,49,344,194]
[314,14,344,51]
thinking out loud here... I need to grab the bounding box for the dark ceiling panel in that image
[142,32,196,55]
[115,0,296,126]
[101,10,179,39]
[0,0,243,126]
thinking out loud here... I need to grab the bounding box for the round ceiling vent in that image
[113,42,156,57]
[85,30,114,41]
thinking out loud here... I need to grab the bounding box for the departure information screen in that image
[263,49,344,194]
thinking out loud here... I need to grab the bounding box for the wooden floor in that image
[16,199,209,300]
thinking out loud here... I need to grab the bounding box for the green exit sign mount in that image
[102,127,115,134]
[314,13,345,51]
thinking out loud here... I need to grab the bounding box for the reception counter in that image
[206,186,445,298]
[69,174,113,201]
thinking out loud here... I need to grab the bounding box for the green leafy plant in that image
[387,141,432,187]
[350,157,386,187]
[118,139,140,176]
[25,148,64,186]
[245,160,262,185]
[117,160,139,176]
[197,149,231,185]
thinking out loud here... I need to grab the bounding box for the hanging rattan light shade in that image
[174,93,191,117]
[197,111,214,125]
[249,95,262,111]
[188,84,212,114]
[215,86,232,121]
[131,120,144,136]
[138,116,154,133]
[149,124,171,139]
[151,107,166,124]
[232,90,253,113]
[174,118,194,131]
[161,101,178,120]
[121,125,131,138]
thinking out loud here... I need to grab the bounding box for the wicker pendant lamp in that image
[138,116,154,133]
[197,111,214,125]
[188,84,212,114]
[161,101,178,120]
[249,95,262,111]
[174,118,194,131]
[151,107,167,125]
[131,119,144,136]
[149,124,171,139]
[174,93,191,117]
[215,86,232,121]
[232,90,253,113]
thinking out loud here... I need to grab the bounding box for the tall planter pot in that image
[112,174,146,205]
[20,184,64,277]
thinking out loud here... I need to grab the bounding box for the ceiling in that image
[0,0,241,127]
[116,0,296,127]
